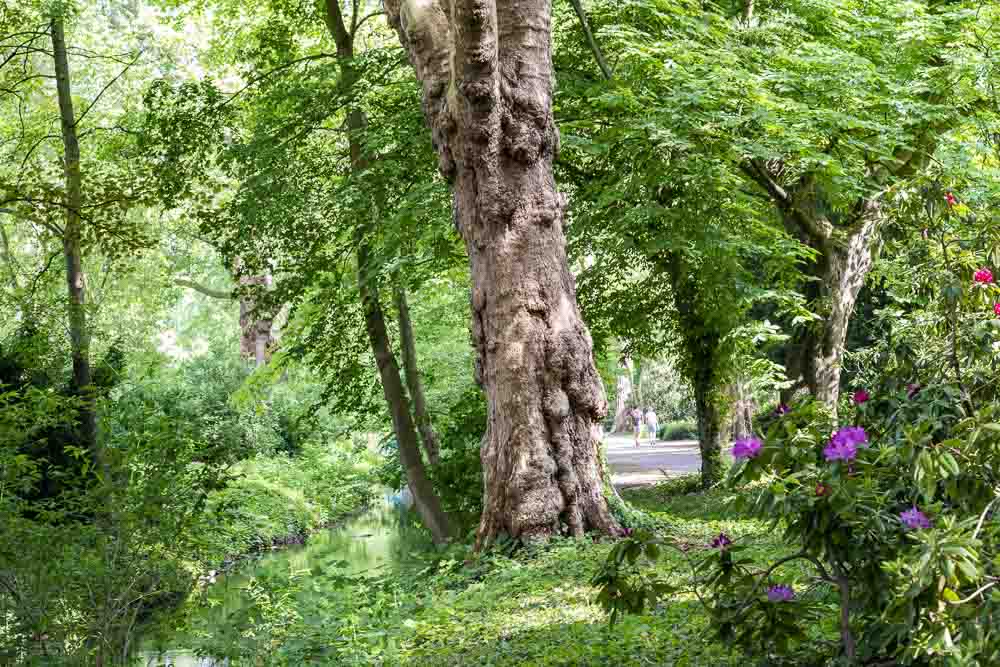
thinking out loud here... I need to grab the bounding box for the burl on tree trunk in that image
[742,163,884,414]
[384,0,619,545]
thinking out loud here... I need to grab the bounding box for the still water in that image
[140,489,425,667]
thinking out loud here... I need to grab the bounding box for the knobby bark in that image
[237,272,275,367]
[323,0,453,541]
[743,163,885,414]
[385,0,620,545]
[51,15,98,459]
[358,242,453,544]
[394,283,441,465]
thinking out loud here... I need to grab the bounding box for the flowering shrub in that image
[711,393,1000,664]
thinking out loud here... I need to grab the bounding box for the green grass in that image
[199,480,825,665]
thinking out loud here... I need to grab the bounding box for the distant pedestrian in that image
[645,408,658,443]
[631,407,642,448]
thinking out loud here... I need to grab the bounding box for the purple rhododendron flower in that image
[824,439,857,462]
[733,437,762,459]
[824,427,867,462]
[774,403,791,416]
[767,584,795,602]
[852,389,870,404]
[710,533,732,549]
[834,426,868,448]
[900,507,932,530]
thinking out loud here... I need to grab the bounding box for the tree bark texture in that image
[384,0,620,545]
[394,283,441,465]
[237,273,275,367]
[693,372,725,488]
[358,243,452,544]
[51,16,98,458]
[781,185,882,411]
[742,162,885,414]
[612,362,632,432]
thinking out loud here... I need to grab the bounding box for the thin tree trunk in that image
[358,242,452,544]
[0,221,19,290]
[568,0,613,80]
[51,15,98,459]
[322,0,453,541]
[612,363,632,432]
[692,350,724,488]
[394,282,441,465]
[385,0,620,546]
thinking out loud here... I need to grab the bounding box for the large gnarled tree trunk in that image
[385,0,619,545]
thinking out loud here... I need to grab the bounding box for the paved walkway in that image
[605,433,701,488]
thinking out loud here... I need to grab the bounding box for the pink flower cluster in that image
[974,268,994,285]
[994,303,1000,317]
[852,389,870,405]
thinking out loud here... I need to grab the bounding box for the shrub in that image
[659,420,698,440]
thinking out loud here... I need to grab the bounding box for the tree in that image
[384,0,619,545]
[140,0,458,543]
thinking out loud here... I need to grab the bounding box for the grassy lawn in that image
[384,483,814,666]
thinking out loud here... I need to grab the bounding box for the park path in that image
[604,433,701,489]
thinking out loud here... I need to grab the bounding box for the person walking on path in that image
[645,407,658,444]
[630,407,643,448]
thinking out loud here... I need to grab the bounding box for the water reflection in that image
[141,489,429,666]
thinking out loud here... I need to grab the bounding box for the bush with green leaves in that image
[710,386,1000,664]
[659,419,698,441]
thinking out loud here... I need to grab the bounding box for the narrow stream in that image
[140,489,427,666]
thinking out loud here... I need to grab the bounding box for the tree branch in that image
[72,50,143,129]
[568,0,613,81]
[174,278,233,300]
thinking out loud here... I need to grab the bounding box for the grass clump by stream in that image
[179,481,815,666]
[194,441,380,563]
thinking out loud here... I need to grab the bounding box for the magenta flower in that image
[852,389,870,404]
[945,192,957,207]
[733,437,762,459]
[767,584,795,602]
[774,403,791,416]
[974,268,994,285]
[994,303,1000,317]
[907,383,921,399]
[900,507,931,530]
